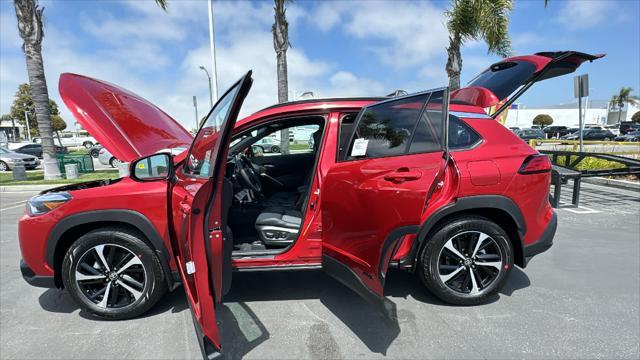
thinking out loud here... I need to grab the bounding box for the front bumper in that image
[20,259,56,288]
[523,210,557,266]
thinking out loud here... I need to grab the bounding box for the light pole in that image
[24,110,31,142]
[199,66,213,108]
[207,0,219,101]
[193,96,199,132]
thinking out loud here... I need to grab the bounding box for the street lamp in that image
[199,66,213,108]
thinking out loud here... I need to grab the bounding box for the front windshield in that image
[182,79,242,177]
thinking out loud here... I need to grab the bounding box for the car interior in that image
[225,116,325,255]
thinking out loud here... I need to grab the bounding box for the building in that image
[504,100,609,128]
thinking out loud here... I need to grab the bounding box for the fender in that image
[46,209,177,289]
[399,195,526,269]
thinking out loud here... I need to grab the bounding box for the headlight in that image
[27,192,72,216]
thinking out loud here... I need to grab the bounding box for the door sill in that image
[233,264,322,272]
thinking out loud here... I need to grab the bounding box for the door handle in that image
[384,168,422,182]
[179,201,191,214]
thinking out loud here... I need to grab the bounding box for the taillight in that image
[519,154,552,174]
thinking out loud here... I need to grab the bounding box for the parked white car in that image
[34,133,97,148]
[97,147,121,168]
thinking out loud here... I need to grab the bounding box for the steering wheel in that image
[235,153,262,193]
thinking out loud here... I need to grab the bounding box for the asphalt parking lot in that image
[1,182,638,359]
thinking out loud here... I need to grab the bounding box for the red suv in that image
[19,51,601,357]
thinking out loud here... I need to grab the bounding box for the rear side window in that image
[345,91,447,160]
[448,117,481,150]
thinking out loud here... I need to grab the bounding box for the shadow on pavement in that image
[37,267,530,356]
[37,286,189,320]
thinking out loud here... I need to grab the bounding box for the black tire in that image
[83,141,93,149]
[90,149,100,158]
[271,145,280,153]
[61,227,166,320]
[418,216,513,305]
[0,161,8,172]
[603,137,611,141]
[110,157,121,168]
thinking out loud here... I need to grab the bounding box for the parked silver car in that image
[97,147,121,168]
[0,147,40,171]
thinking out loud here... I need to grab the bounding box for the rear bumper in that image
[523,210,557,266]
[20,259,56,288]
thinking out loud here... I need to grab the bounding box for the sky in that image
[1,0,639,131]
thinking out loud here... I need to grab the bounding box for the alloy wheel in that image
[74,244,146,309]
[0,162,7,172]
[437,231,503,295]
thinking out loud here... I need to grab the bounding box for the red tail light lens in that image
[519,154,552,174]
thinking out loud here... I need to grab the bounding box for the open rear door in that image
[321,88,450,317]
[169,72,252,358]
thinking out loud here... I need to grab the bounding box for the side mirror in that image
[130,153,173,181]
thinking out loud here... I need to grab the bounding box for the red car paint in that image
[18,51,603,356]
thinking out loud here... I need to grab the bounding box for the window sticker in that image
[351,138,368,157]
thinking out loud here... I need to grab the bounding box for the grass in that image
[0,169,119,185]
[552,155,627,171]
[290,143,310,151]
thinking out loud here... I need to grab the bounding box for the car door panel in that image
[321,88,450,314]
[169,72,252,357]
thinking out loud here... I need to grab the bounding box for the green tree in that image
[13,0,61,179]
[632,111,640,123]
[532,114,553,127]
[9,83,66,139]
[445,0,513,90]
[610,87,640,123]
[273,0,291,154]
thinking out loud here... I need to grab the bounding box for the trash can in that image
[64,163,79,179]
[12,163,27,181]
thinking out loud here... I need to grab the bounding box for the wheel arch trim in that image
[405,195,526,268]
[46,209,176,289]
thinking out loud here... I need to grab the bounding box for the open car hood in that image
[59,73,193,162]
[450,51,605,117]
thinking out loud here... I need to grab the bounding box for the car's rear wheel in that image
[0,161,8,172]
[62,228,166,320]
[271,145,280,153]
[418,217,513,305]
[110,157,121,168]
[603,137,611,141]
[83,141,93,149]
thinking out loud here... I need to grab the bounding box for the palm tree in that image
[12,0,167,181]
[445,0,513,90]
[13,0,61,179]
[610,87,640,123]
[272,0,291,154]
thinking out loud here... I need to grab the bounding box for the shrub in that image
[533,114,554,126]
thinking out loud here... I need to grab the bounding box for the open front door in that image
[322,88,449,316]
[170,72,252,358]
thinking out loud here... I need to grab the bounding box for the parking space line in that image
[0,202,26,212]
[561,204,601,214]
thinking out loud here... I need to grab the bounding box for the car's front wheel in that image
[62,227,166,320]
[83,141,93,149]
[0,161,8,172]
[418,217,513,305]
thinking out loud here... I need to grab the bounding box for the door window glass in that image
[183,84,241,177]
[346,89,447,160]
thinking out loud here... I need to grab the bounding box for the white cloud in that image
[554,0,611,30]
[309,1,448,69]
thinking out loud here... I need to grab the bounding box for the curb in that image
[582,177,640,191]
[0,184,69,192]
